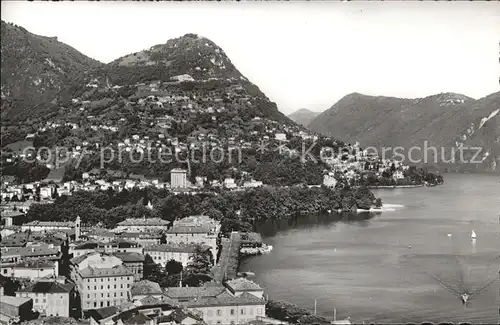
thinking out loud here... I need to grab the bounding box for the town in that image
[1,34,444,325]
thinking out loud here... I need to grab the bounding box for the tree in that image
[143,254,159,279]
[2,277,21,296]
[165,259,183,275]
[183,246,213,287]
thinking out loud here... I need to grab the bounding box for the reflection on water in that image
[241,174,500,323]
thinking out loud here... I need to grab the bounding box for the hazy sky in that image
[2,2,499,114]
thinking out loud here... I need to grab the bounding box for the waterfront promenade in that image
[214,231,241,282]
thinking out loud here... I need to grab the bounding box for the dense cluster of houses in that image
[0,212,280,325]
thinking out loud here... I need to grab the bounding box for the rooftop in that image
[178,291,265,308]
[23,220,74,228]
[1,245,60,258]
[118,232,162,239]
[73,240,139,250]
[0,210,25,218]
[164,285,225,300]
[79,265,134,278]
[145,243,206,253]
[225,277,263,292]
[123,312,151,325]
[0,295,32,307]
[157,309,203,324]
[167,216,219,234]
[87,306,119,321]
[17,281,74,294]
[0,232,29,247]
[112,252,145,263]
[117,217,169,227]
[12,259,55,269]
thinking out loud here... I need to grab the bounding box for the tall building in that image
[75,216,81,241]
[170,169,187,189]
[70,252,134,310]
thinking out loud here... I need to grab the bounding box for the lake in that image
[240,173,500,323]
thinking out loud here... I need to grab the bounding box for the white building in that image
[144,243,208,267]
[70,252,135,310]
[164,278,267,325]
[274,133,286,141]
[16,280,75,317]
[170,169,188,189]
[165,216,221,260]
[323,173,337,188]
[223,178,237,189]
[115,217,170,233]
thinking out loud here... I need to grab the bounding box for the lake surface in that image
[240,174,500,323]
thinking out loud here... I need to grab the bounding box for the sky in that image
[2,1,499,115]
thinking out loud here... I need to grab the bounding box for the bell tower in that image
[75,215,81,241]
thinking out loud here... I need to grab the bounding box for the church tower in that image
[75,216,81,241]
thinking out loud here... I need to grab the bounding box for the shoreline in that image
[363,184,424,189]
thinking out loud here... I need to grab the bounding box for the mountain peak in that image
[288,108,321,127]
[110,33,241,81]
[424,92,474,107]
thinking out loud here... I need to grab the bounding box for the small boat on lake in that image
[471,230,477,239]
[461,293,470,305]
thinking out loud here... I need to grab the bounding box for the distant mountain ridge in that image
[1,20,103,123]
[1,25,293,127]
[308,91,500,173]
[287,108,321,127]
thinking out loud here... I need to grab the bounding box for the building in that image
[118,232,163,247]
[223,178,237,190]
[145,244,208,267]
[112,252,145,282]
[170,169,187,189]
[88,299,205,325]
[84,228,116,243]
[0,295,33,324]
[1,244,61,264]
[1,211,26,227]
[164,279,267,325]
[323,173,337,188]
[115,217,170,233]
[242,180,263,188]
[21,216,81,240]
[1,244,61,279]
[130,280,163,301]
[274,133,286,141]
[165,216,221,260]
[393,170,405,180]
[0,231,30,247]
[70,252,135,310]
[224,278,264,298]
[1,259,58,281]
[16,280,76,317]
[69,240,143,257]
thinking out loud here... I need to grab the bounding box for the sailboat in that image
[470,230,477,239]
